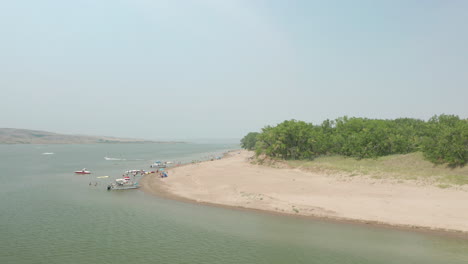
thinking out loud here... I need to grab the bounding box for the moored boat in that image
[107,177,139,190]
[150,161,167,168]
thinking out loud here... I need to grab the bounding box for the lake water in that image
[1,143,468,264]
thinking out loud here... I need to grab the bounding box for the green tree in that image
[421,115,468,167]
[240,132,259,150]
[255,120,316,160]
[251,115,466,167]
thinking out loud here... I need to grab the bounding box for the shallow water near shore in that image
[1,143,468,264]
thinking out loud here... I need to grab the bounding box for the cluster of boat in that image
[106,169,154,190]
[75,159,175,191]
[74,168,144,190]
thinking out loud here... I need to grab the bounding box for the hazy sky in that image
[1,0,467,140]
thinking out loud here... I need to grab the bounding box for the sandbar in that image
[140,150,468,234]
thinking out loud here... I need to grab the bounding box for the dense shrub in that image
[240,132,259,150]
[420,115,467,167]
[243,115,467,166]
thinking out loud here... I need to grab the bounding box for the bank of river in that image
[141,150,468,234]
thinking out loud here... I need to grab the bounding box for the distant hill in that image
[0,128,173,144]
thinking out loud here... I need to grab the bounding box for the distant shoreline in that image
[0,141,186,145]
[0,128,184,144]
[141,150,468,238]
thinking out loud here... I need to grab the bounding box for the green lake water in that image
[1,143,468,264]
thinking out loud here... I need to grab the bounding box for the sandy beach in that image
[141,150,468,233]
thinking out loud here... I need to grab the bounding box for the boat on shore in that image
[75,168,91,174]
[107,176,139,190]
[150,161,171,168]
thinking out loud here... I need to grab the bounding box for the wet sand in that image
[140,150,468,234]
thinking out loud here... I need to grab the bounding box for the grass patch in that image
[284,152,468,186]
[437,184,452,189]
[442,175,468,185]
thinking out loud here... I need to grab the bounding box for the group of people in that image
[89,181,98,186]
[124,169,147,178]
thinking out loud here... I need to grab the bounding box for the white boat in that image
[107,177,139,190]
[150,161,167,168]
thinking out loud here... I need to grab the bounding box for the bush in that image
[240,132,259,150]
[420,115,467,167]
[243,115,467,167]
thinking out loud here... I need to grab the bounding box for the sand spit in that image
[140,150,468,234]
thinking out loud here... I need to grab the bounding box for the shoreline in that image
[140,150,468,238]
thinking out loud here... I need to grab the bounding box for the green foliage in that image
[240,132,259,150]
[420,115,468,167]
[245,115,467,167]
[332,117,423,159]
[255,120,317,159]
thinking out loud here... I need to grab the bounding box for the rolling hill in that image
[0,128,164,144]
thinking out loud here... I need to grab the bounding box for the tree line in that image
[241,115,468,167]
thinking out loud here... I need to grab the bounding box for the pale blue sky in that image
[1,0,467,140]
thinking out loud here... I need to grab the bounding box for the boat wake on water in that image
[104,157,144,161]
[104,157,126,161]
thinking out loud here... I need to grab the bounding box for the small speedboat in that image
[75,168,91,174]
